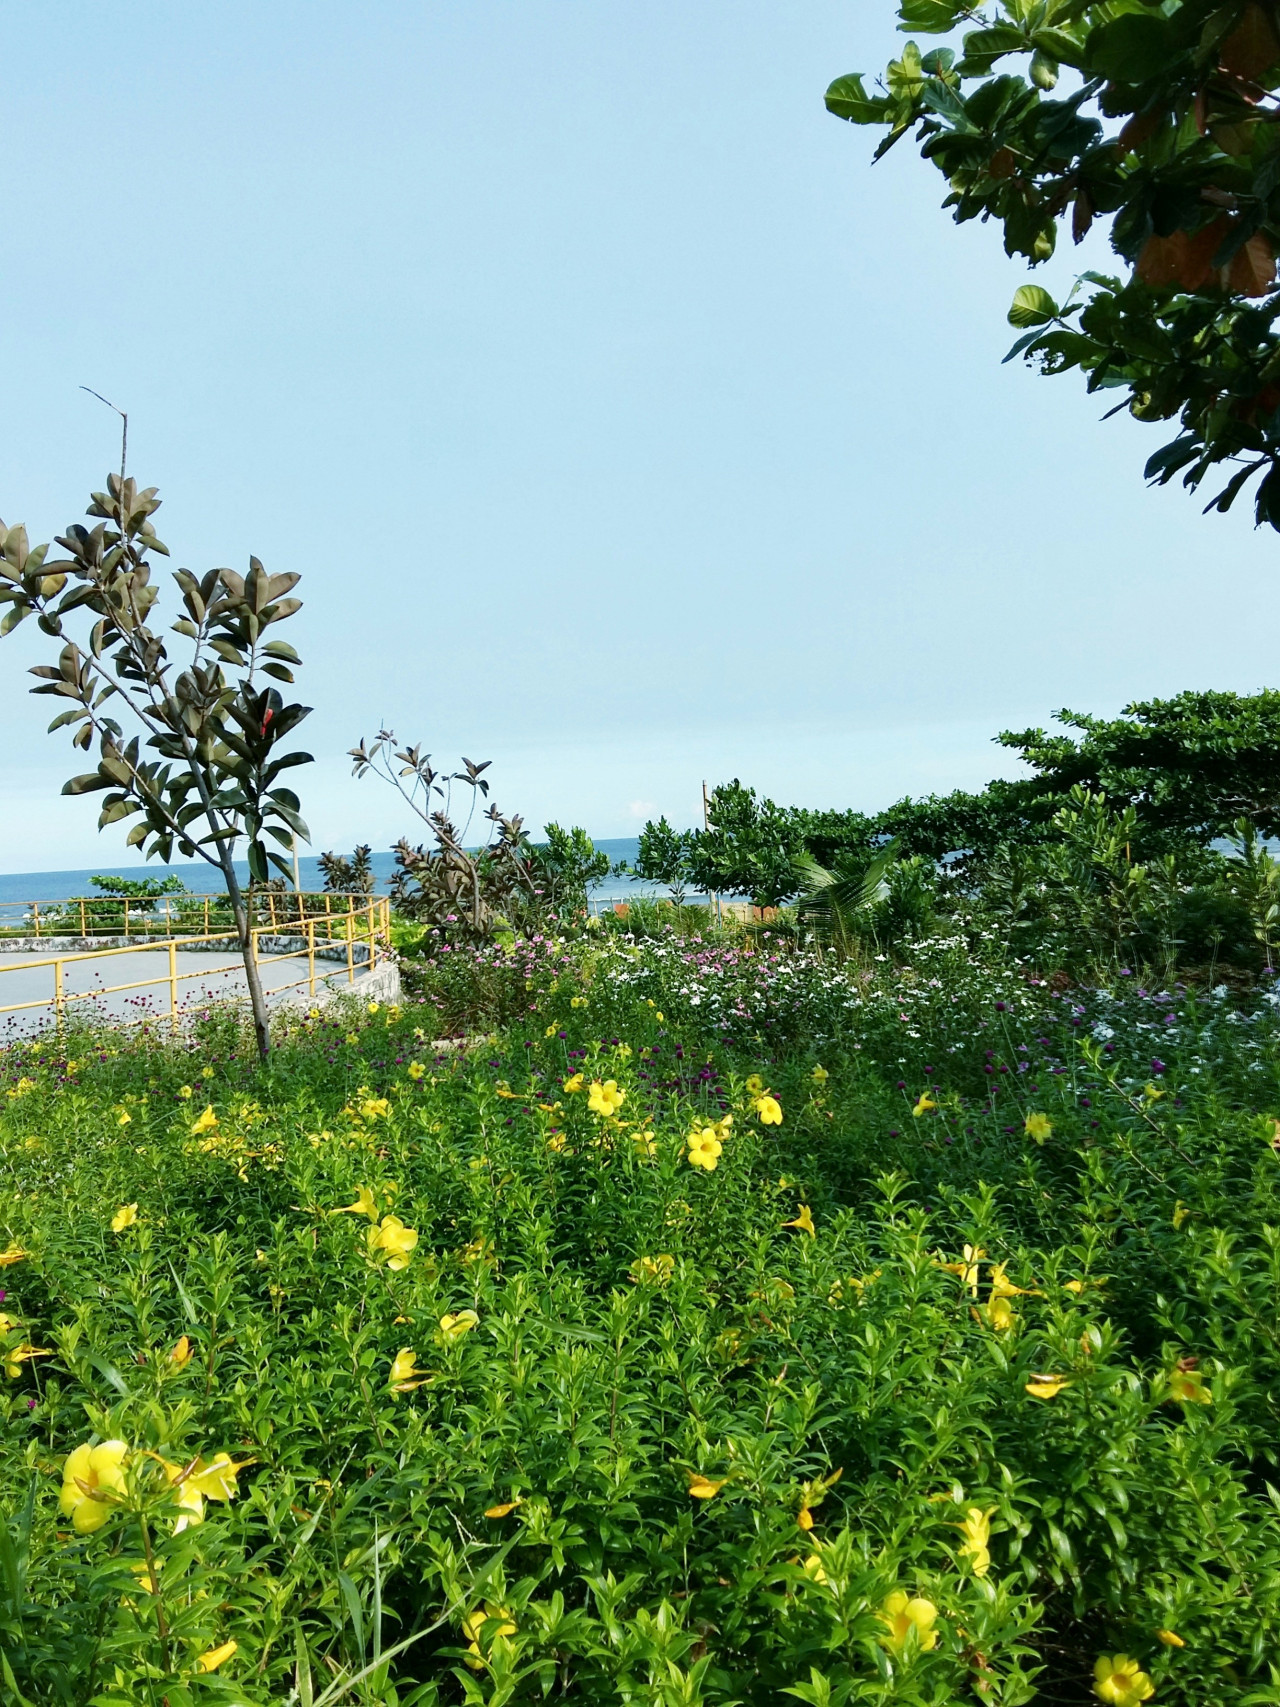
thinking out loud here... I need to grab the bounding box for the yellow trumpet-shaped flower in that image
[1156,1629,1185,1647]
[485,1497,522,1517]
[877,1589,939,1654]
[111,1204,138,1232]
[389,1347,427,1391]
[745,1074,764,1095]
[989,1262,1033,1299]
[912,1092,936,1117]
[563,1073,584,1093]
[198,1640,238,1673]
[1165,1365,1212,1407]
[983,1295,1017,1333]
[177,1083,193,1100]
[0,1243,29,1266]
[783,1204,815,1238]
[408,1061,426,1080]
[1024,1112,1052,1143]
[462,1603,516,1670]
[333,1185,379,1220]
[1093,1654,1155,1706]
[440,1309,480,1342]
[630,1254,675,1285]
[4,1343,49,1379]
[587,1079,625,1117]
[687,1472,727,1499]
[955,1505,995,1578]
[686,1128,722,1171]
[190,1105,219,1136]
[360,1097,390,1121]
[811,1065,829,1085]
[943,1244,986,1295]
[186,1453,252,1503]
[60,1440,128,1533]
[802,1551,829,1585]
[1025,1373,1072,1400]
[168,1335,193,1370]
[367,1215,418,1270]
[1172,1200,1190,1229]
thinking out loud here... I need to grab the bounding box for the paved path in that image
[0,946,377,1040]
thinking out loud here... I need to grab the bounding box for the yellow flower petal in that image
[687,1472,727,1500]
[198,1639,238,1673]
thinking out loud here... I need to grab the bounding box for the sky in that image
[1,2,1277,875]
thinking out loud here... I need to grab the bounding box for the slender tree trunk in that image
[221,855,272,1060]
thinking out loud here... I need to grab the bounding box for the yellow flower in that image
[587,1079,625,1117]
[802,1551,829,1585]
[198,1640,238,1673]
[1025,1373,1072,1400]
[1093,1654,1155,1706]
[111,1203,139,1233]
[485,1498,522,1517]
[334,1185,379,1220]
[956,1506,995,1578]
[345,1032,359,1045]
[360,1097,390,1121]
[783,1204,815,1238]
[6,1077,36,1099]
[462,1604,516,1670]
[0,1243,28,1266]
[545,1024,557,1037]
[186,1453,251,1502]
[177,1084,193,1100]
[201,1065,215,1079]
[756,1094,783,1126]
[570,995,588,1008]
[116,1109,132,1128]
[4,1343,50,1379]
[631,1129,657,1158]
[1166,1365,1212,1406]
[630,1254,675,1285]
[912,1092,936,1117]
[169,1335,193,1370]
[367,1215,419,1270]
[367,1000,380,1015]
[390,1347,426,1391]
[745,1074,764,1096]
[686,1128,723,1171]
[877,1589,939,1655]
[190,1105,219,1135]
[655,1012,663,1023]
[984,1294,1017,1333]
[60,1440,128,1533]
[943,1244,986,1295]
[547,1132,567,1152]
[1156,1629,1184,1647]
[990,1262,1032,1298]
[811,1065,829,1085]
[1143,1081,1164,1102]
[408,1061,426,1080]
[687,1472,727,1499]
[1172,1200,1190,1229]
[440,1309,480,1342]
[1024,1112,1052,1143]
[563,1073,584,1093]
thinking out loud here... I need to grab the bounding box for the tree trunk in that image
[221,856,272,1060]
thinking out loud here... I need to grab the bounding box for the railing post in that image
[307,918,316,998]
[346,910,354,984]
[32,902,40,940]
[123,899,130,941]
[79,897,86,936]
[54,957,63,1027]
[168,940,179,1033]
[204,895,210,935]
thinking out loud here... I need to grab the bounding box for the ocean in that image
[0,837,660,907]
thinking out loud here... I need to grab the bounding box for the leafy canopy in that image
[828,1,1280,526]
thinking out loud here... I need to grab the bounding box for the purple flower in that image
[995,1001,1007,1012]
[1150,1058,1166,1075]
[896,1080,906,1090]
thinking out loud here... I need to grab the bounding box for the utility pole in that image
[702,780,722,927]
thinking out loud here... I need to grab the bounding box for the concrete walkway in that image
[0,944,395,1040]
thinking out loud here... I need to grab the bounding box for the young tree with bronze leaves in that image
[828,0,1280,526]
[0,473,311,1059]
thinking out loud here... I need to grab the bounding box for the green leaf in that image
[1087,13,1186,83]
[824,74,890,124]
[1008,285,1060,327]
[897,0,964,34]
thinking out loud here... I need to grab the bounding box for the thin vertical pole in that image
[54,957,64,1027]
[346,910,354,984]
[168,940,179,1033]
[307,918,316,998]
[79,898,86,935]
[702,780,722,927]
[33,902,40,940]
[123,899,130,941]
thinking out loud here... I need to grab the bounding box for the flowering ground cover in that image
[1,931,1279,1705]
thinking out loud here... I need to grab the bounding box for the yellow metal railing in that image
[0,894,391,1029]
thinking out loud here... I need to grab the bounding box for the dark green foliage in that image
[828,1,1280,526]
[318,844,376,895]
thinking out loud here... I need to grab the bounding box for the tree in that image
[683,781,807,907]
[827,0,1280,527]
[632,815,695,907]
[318,844,376,895]
[0,473,312,1058]
[527,824,611,919]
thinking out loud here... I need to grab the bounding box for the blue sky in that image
[1,2,1276,874]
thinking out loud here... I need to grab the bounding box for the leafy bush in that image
[1,934,1279,1703]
